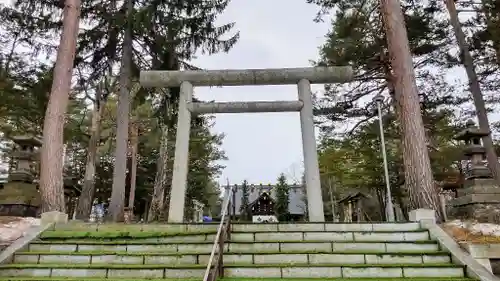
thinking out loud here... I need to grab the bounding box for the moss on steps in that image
[0,279,198,281]
[30,240,438,245]
[0,263,462,269]
[31,240,214,245]
[0,263,206,269]
[39,229,216,240]
[0,273,472,281]
[230,230,429,233]
[15,250,451,256]
[220,279,476,281]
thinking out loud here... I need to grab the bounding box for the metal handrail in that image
[202,186,233,281]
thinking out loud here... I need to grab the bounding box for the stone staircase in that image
[224,222,470,279]
[0,223,219,280]
[0,222,478,281]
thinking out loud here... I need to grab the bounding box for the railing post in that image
[203,187,233,281]
[218,230,224,277]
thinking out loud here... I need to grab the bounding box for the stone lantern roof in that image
[455,128,488,142]
[11,135,43,147]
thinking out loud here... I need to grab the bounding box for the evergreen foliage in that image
[275,173,290,222]
[239,180,250,221]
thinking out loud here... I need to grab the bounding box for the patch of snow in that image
[0,217,41,245]
[444,219,500,237]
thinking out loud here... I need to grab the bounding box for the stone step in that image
[39,229,217,243]
[0,278,477,281]
[231,222,422,232]
[38,233,215,244]
[53,222,220,232]
[0,263,464,279]
[227,241,440,253]
[13,251,451,265]
[223,279,473,281]
[0,264,206,278]
[53,222,421,233]
[25,241,439,254]
[230,230,429,242]
[222,264,465,278]
[26,241,226,253]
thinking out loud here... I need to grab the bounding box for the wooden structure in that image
[338,192,368,222]
[249,192,275,216]
[63,176,81,219]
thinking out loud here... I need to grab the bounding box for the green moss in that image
[16,250,450,256]
[0,263,206,269]
[0,279,200,281]
[32,240,214,245]
[0,263,461,269]
[0,277,475,281]
[0,181,40,205]
[219,279,475,281]
[0,279,199,281]
[31,239,438,245]
[220,279,475,281]
[227,240,437,244]
[222,263,462,268]
[39,229,216,240]
[231,230,428,234]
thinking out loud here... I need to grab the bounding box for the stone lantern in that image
[449,121,500,222]
[455,120,490,179]
[192,199,205,222]
[0,135,42,217]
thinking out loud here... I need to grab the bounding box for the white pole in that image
[373,95,395,222]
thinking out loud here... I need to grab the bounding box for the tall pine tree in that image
[275,173,290,222]
[2,0,239,220]
[240,180,250,221]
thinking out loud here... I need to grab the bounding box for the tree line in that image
[1,0,499,223]
[0,0,238,221]
[310,0,500,221]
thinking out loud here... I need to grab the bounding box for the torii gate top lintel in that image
[140,66,353,88]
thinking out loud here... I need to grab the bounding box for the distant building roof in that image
[225,183,307,216]
[338,191,369,204]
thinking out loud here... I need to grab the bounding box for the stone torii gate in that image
[140,66,353,222]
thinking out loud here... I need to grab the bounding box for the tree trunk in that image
[148,123,170,221]
[444,0,500,184]
[379,0,443,220]
[107,0,133,222]
[128,121,138,210]
[39,0,81,213]
[75,82,106,220]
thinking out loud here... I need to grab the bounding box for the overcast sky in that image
[192,0,329,185]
